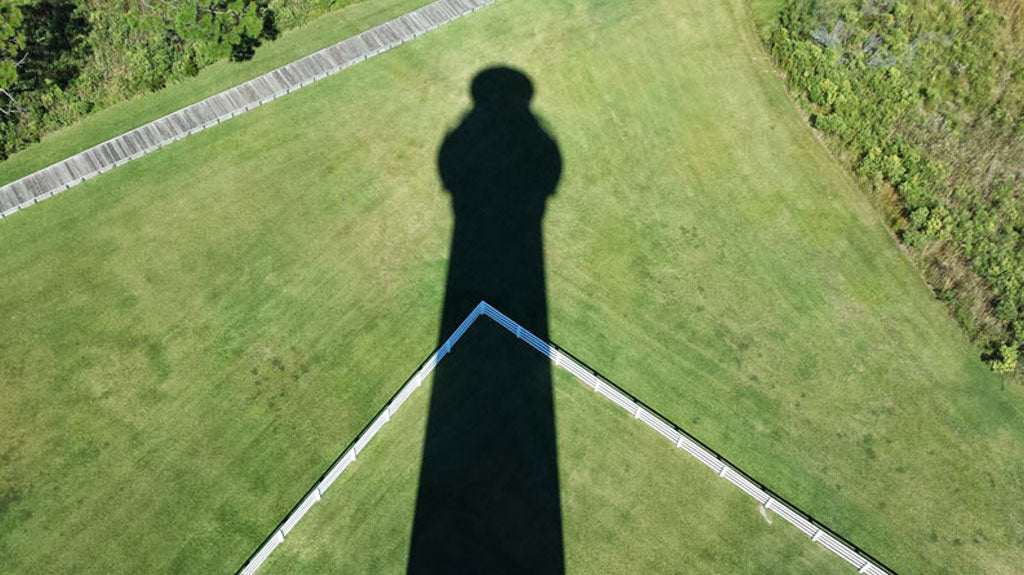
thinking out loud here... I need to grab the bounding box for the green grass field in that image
[259,320,848,573]
[1,0,1023,572]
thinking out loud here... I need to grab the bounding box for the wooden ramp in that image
[0,0,500,220]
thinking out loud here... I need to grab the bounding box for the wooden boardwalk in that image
[0,0,500,220]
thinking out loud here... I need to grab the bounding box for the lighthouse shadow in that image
[406,67,565,574]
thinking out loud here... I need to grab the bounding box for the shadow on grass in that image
[407,67,565,573]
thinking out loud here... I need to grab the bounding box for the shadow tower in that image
[407,67,565,573]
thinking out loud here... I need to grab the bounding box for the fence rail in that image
[235,301,895,574]
[0,0,501,221]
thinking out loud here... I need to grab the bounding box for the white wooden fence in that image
[236,301,895,575]
[0,0,502,220]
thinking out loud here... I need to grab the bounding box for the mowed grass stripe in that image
[1,0,1022,573]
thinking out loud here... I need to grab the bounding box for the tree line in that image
[766,0,1024,378]
[0,0,356,161]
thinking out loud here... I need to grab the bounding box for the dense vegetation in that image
[0,0,358,161]
[766,0,1024,377]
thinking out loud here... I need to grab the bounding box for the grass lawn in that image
[1,0,1023,573]
[747,0,786,37]
[0,0,434,188]
[259,319,848,573]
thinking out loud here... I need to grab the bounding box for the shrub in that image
[768,0,1024,379]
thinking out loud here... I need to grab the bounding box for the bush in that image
[768,0,1024,380]
[992,344,1019,374]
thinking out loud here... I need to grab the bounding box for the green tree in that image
[138,0,267,62]
[0,1,26,115]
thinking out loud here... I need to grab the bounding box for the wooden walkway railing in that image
[0,0,500,220]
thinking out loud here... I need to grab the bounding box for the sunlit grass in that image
[1,0,1022,572]
[261,339,848,573]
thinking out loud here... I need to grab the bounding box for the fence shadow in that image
[406,67,565,573]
